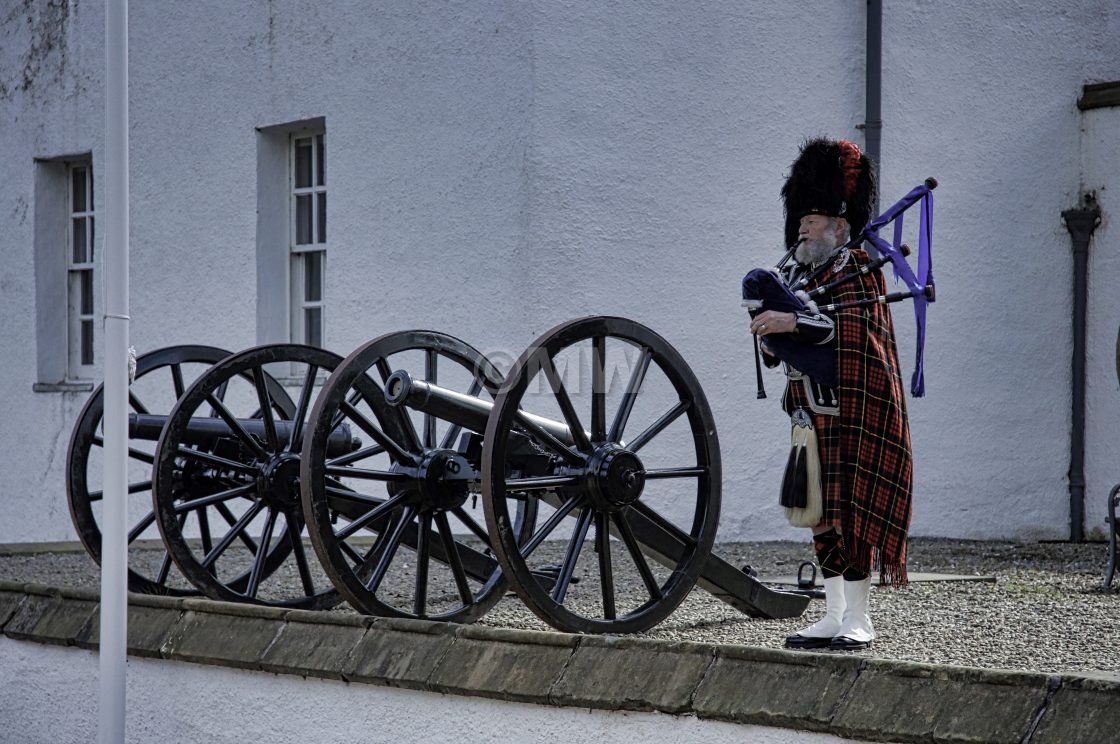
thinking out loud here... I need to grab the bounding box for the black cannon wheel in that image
[67,345,234,596]
[301,330,534,623]
[482,316,721,634]
[152,344,341,609]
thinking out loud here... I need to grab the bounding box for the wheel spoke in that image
[505,475,579,491]
[335,492,409,541]
[324,465,407,482]
[128,390,150,415]
[327,443,386,467]
[520,495,581,559]
[512,413,584,466]
[339,539,365,566]
[608,347,652,443]
[591,336,606,443]
[612,511,662,600]
[414,512,431,616]
[285,511,316,597]
[340,400,418,465]
[439,377,483,450]
[197,508,214,563]
[551,507,593,603]
[596,511,615,619]
[436,512,474,605]
[325,485,386,508]
[155,550,174,585]
[176,446,257,475]
[365,506,414,592]
[287,364,319,452]
[251,366,282,451]
[174,482,256,514]
[424,350,438,449]
[202,501,264,569]
[330,390,364,432]
[91,437,156,465]
[205,392,270,462]
[641,467,707,480]
[245,508,278,598]
[452,507,490,544]
[212,501,262,557]
[126,510,156,544]
[375,358,394,383]
[89,479,152,503]
[539,354,592,453]
[626,400,690,453]
[170,363,186,399]
[630,500,697,547]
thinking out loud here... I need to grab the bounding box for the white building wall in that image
[1,1,1119,542]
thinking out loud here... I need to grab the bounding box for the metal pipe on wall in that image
[1062,194,1101,542]
[864,0,882,218]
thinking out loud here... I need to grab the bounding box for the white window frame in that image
[67,163,96,380]
[289,132,326,348]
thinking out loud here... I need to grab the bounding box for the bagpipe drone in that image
[742,177,937,398]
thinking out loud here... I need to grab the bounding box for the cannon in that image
[66,318,810,633]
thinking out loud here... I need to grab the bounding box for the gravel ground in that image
[2,538,1117,676]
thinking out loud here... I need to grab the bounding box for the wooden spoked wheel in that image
[67,345,233,596]
[301,330,534,623]
[482,316,721,634]
[152,344,342,609]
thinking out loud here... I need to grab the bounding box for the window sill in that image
[33,381,95,394]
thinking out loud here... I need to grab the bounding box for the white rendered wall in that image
[0,638,883,744]
[1,1,1119,542]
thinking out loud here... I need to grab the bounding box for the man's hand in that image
[751,310,797,336]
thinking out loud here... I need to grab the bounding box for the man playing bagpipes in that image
[742,138,935,651]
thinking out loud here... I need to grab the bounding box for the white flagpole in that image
[100,0,129,741]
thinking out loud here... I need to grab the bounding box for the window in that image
[290,133,326,347]
[68,164,96,377]
[33,154,96,392]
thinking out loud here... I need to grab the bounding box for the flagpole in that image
[100,0,130,740]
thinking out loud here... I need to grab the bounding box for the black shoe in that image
[784,633,834,649]
[830,635,871,651]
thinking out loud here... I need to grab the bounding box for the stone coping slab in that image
[0,579,1112,744]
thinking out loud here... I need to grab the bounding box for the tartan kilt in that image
[780,248,913,587]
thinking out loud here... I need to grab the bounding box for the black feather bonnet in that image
[781,138,876,248]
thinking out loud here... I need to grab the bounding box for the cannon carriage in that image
[66,317,809,633]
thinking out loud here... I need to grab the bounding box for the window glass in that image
[305,251,322,302]
[73,168,87,212]
[73,219,87,263]
[81,320,94,365]
[295,195,312,245]
[316,135,325,187]
[305,307,322,347]
[80,270,93,314]
[294,139,313,189]
[317,192,326,243]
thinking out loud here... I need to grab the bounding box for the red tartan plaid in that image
[783,248,913,587]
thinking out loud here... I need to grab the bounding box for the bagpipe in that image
[742,177,937,398]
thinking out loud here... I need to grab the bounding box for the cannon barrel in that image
[128,413,360,457]
[383,370,588,448]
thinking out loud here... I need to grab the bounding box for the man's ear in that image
[835,217,850,242]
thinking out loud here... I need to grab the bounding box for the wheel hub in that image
[393,449,471,511]
[586,446,645,512]
[257,452,302,510]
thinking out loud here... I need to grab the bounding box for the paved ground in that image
[2,538,1117,676]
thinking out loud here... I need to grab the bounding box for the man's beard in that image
[795,232,839,266]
